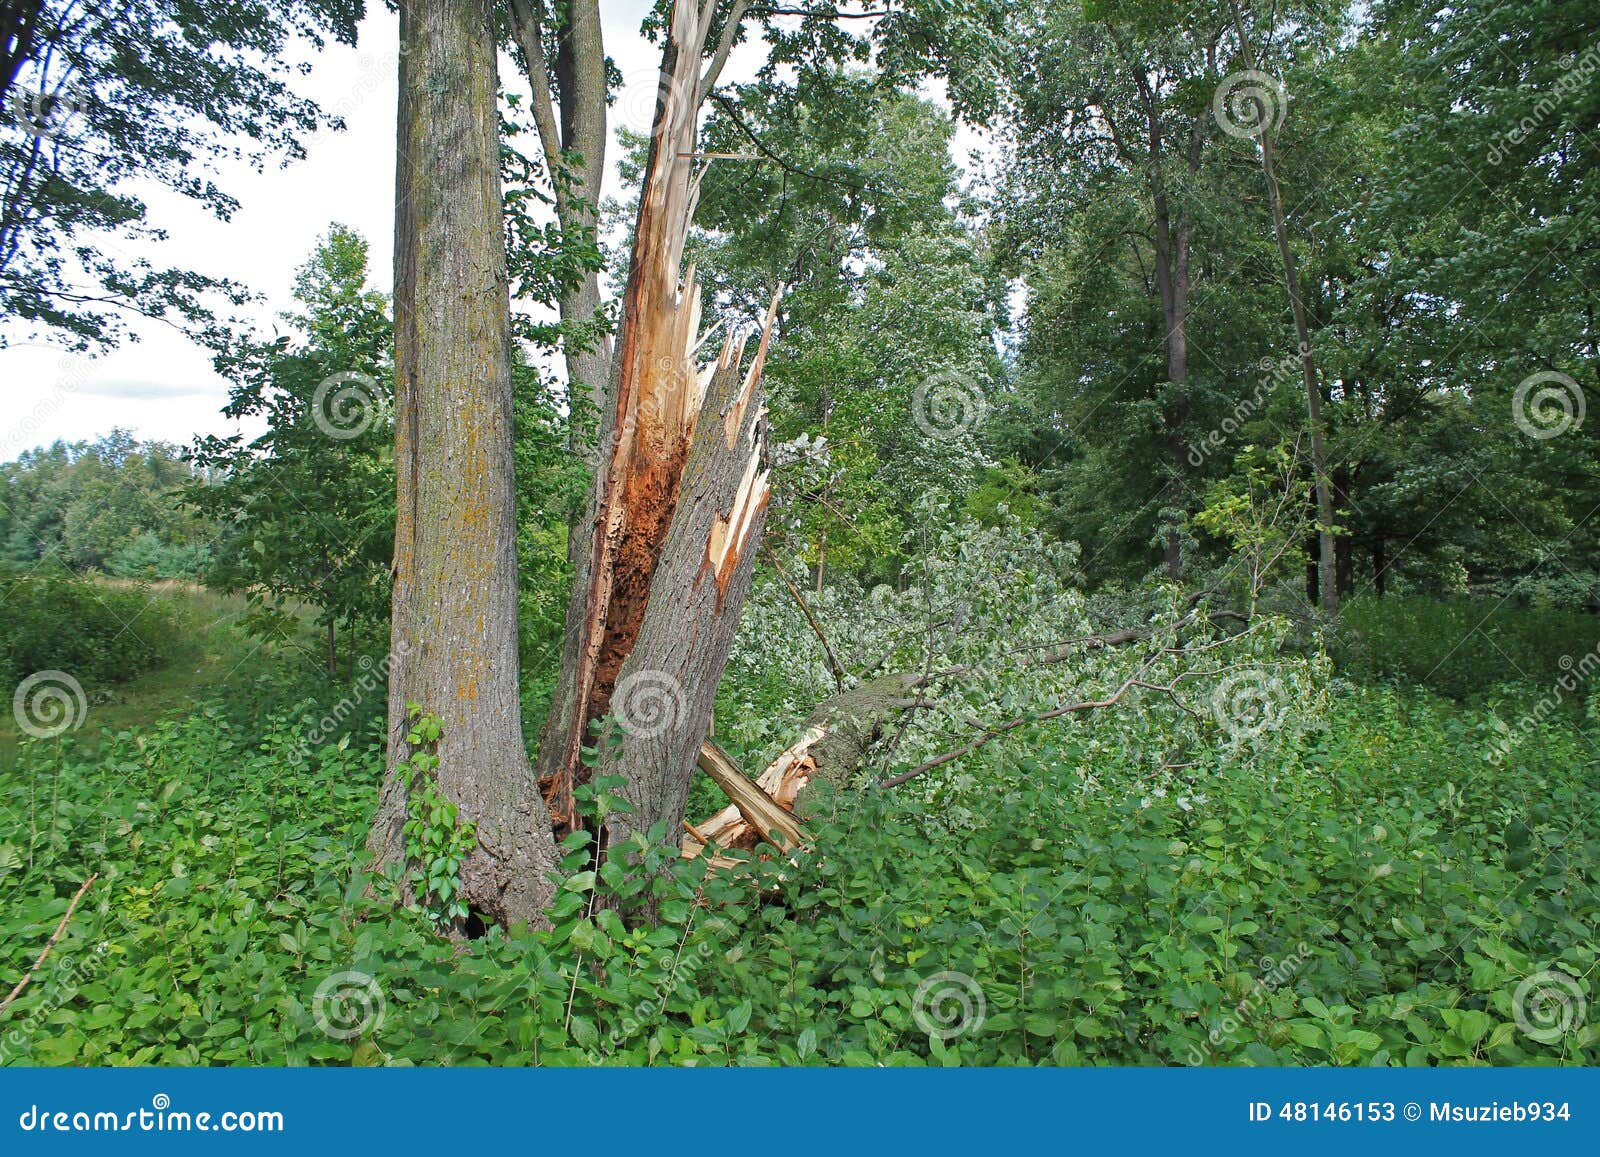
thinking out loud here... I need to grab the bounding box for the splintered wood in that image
[535,0,780,834]
[680,728,825,864]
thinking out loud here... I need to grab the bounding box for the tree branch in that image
[0,874,96,1019]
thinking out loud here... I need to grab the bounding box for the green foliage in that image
[0,431,213,576]
[0,0,363,351]
[1335,595,1600,704]
[1,673,1594,1066]
[397,707,476,931]
[0,571,178,689]
[188,225,395,667]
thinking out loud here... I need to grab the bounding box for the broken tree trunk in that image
[535,0,778,856]
[369,0,558,929]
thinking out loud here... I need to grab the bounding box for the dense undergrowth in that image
[2,663,1595,1065]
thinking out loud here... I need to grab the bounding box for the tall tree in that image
[1225,0,1339,612]
[369,0,557,929]
[188,225,395,674]
[1000,0,1250,582]
[504,0,611,417]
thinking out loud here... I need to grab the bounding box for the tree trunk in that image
[507,0,612,421]
[535,0,777,858]
[1141,89,1194,584]
[1229,0,1337,615]
[369,0,557,930]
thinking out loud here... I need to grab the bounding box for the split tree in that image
[370,0,777,928]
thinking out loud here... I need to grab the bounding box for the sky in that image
[0,3,973,460]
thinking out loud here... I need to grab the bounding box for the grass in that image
[0,580,316,766]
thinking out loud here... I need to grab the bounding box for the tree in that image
[1224,0,1341,613]
[187,225,395,674]
[368,0,558,930]
[504,0,611,416]
[535,0,780,864]
[691,75,1001,586]
[997,0,1258,583]
[0,0,363,350]
[0,431,207,573]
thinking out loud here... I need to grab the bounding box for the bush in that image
[1334,594,1600,702]
[0,570,179,690]
[106,533,212,582]
[1,679,1593,1066]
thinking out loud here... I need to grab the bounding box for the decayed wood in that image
[597,313,776,851]
[536,0,779,853]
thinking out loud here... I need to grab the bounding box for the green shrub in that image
[105,533,212,582]
[1334,594,1600,702]
[0,571,179,690]
[1,680,1593,1066]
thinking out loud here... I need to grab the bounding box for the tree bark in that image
[1135,72,1194,584]
[507,0,612,418]
[535,0,777,858]
[369,0,557,930]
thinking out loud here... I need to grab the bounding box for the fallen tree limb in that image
[679,599,1259,863]
[681,732,821,859]
[879,656,1264,789]
[763,547,846,690]
[0,874,95,1019]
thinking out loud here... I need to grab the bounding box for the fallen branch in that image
[763,546,846,690]
[0,874,96,1019]
[682,734,820,859]
[878,658,1263,789]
